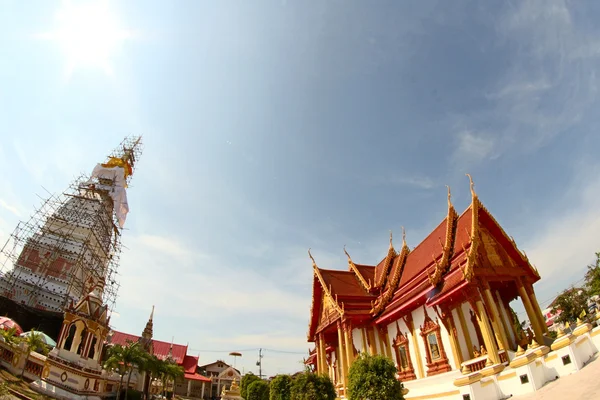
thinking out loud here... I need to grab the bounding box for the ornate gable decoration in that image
[344,246,372,292]
[307,249,344,340]
[428,186,458,286]
[375,232,397,289]
[460,174,481,282]
[371,228,410,316]
[393,321,409,347]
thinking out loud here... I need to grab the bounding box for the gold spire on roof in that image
[466,173,476,198]
[402,226,407,247]
[308,248,317,269]
[446,185,452,208]
[389,230,393,248]
[428,185,458,286]
[459,174,480,282]
[345,245,372,291]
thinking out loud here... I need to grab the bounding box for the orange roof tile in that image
[319,269,372,298]
[110,331,188,364]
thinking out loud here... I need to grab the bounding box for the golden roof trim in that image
[428,186,458,286]
[344,246,372,292]
[371,229,410,315]
[460,174,479,282]
[375,231,397,288]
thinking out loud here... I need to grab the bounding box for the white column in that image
[187,379,191,397]
[201,382,205,399]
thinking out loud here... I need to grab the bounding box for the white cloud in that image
[0,199,21,218]
[522,162,600,304]
[453,130,496,163]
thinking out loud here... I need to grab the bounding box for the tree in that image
[242,372,262,399]
[247,379,270,400]
[0,327,21,345]
[551,287,589,326]
[346,353,404,400]
[162,361,184,398]
[270,374,292,400]
[585,252,600,297]
[290,372,336,400]
[141,353,163,399]
[121,342,146,400]
[20,330,47,379]
[104,344,128,400]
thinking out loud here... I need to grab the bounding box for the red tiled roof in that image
[184,372,211,382]
[354,264,375,285]
[110,331,188,364]
[398,218,447,288]
[319,269,372,298]
[182,355,199,374]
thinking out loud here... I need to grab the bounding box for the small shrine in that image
[30,279,111,399]
[220,378,244,400]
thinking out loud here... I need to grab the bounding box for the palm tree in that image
[20,330,46,379]
[141,354,163,400]
[162,361,184,398]
[122,342,146,400]
[104,344,128,400]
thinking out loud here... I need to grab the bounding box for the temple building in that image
[305,176,553,398]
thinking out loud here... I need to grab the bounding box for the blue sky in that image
[2,0,600,375]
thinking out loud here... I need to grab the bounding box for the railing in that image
[461,350,508,374]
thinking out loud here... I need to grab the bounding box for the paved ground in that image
[515,353,600,399]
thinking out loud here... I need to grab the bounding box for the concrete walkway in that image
[515,353,600,399]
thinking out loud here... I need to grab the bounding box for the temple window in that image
[63,324,76,351]
[419,308,452,376]
[392,325,416,381]
[77,329,88,356]
[427,333,441,360]
[88,336,98,359]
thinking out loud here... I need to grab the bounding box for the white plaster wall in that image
[451,306,470,362]
[461,301,481,351]
[436,309,457,369]
[351,328,363,354]
[496,290,516,347]
[386,321,399,365]
[591,327,600,351]
[411,308,429,378]
[544,347,577,379]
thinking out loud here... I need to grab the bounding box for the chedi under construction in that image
[0,136,142,337]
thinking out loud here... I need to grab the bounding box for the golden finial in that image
[343,245,352,261]
[446,185,452,208]
[389,230,393,248]
[515,345,525,356]
[308,248,317,268]
[466,173,476,197]
[402,226,406,246]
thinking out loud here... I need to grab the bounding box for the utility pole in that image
[256,348,264,379]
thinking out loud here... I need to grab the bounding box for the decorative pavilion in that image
[305,176,548,397]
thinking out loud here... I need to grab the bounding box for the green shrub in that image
[347,353,404,400]
[247,380,270,400]
[290,372,336,400]
[242,373,262,399]
[270,374,292,400]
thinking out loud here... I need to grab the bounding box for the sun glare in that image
[40,0,132,76]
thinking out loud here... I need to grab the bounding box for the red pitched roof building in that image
[106,307,210,398]
[306,177,548,397]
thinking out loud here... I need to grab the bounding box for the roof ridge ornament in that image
[389,230,393,248]
[402,226,407,247]
[466,173,477,198]
[345,245,372,292]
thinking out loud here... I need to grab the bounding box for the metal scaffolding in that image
[0,136,143,317]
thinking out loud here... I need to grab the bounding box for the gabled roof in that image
[109,330,188,364]
[307,176,542,337]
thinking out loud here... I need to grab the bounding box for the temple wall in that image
[452,307,471,361]
[351,328,362,354]
[461,302,481,350]
[385,321,398,365]
[496,290,516,346]
[411,308,429,375]
[438,311,457,369]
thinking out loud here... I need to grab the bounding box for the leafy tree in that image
[20,330,47,379]
[247,379,270,400]
[585,252,600,297]
[551,287,589,326]
[162,361,184,397]
[290,372,336,400]
[141,353,163,399]
[122,342,146,400]
[242,372,262,399]
[347,353,404,400]
[104,344,129,400]
[270,374,292,400]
